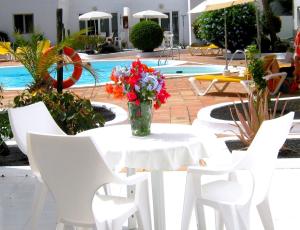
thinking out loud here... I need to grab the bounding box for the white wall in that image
[0,0,197,46]
[278,16,293,39]
[0,0,58,43]
[62,0,189,45]
[295,0,300,31]
[188,0,205,45]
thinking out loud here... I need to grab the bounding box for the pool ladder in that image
[158,47,181,66]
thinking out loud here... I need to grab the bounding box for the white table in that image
[78,123,207,230]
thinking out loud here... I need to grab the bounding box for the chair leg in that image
[24,180,48,230]
[214,210,224,230]
[218,205,240,230]
[136,180,152,230]
[55,222,65,230]
[257,197,275,230]
[103,184,111,195]
[195,202,206,230]
[181,173,200,230]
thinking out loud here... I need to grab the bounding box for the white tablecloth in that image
[78,123,207,170]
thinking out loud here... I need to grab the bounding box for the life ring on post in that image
[43,46,83,89]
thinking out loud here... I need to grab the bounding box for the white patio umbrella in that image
[79,11,112,20]
[189,0,258,71]
[132,10,168,19]
[79,11,112,35]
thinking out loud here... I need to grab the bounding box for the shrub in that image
[130,21,163,52]
[0,86,12,156]
[261,35,271,53]
[192,3,256,53]
[70,34,105,51]
[13,90,105,135]
[100,42,120,53]
[262,13,281,35]
[246,45,266,90]
[0,31,9,41]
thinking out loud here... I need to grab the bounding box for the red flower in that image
[105,59,170,110]
[127,91,137,101]
[113,85,124,99]
[154,102,160,110]
[135,99,140,106]
[105,84,114,94]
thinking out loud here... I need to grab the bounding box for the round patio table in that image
[78,123,208,230]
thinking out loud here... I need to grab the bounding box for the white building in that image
[0,0,190,46]
[0,0,295,47]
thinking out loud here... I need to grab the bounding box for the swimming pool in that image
[0,60,178,89]
[156,65,224,76]
[0,61,225,89]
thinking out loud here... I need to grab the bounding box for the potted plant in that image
[105,59,170,136]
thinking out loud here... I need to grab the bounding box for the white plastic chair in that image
[8,101,66,230]
[182,112,294,230]
[27,133,152,230]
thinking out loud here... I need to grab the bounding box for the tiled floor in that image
[0,53,250,124]
[1,164,300,230]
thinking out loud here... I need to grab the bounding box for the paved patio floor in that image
[1,163,300,230]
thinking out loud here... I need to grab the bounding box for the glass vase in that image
[128,100,152,136]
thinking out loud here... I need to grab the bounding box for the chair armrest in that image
[113,173,148,186]
[188,164,236,176]
[188,150,248,175]
[263,72,287,80]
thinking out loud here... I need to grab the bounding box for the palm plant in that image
[0,31,98,92]
[231,90,286,146]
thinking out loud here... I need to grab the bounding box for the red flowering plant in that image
[105,59,170,109]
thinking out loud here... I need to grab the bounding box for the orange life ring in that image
[295,31,300,56]
[43,46,83,89]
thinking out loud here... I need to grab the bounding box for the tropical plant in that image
[69,34,105,51]
[130,21,163,52]
[192,3,256,52]
[0,31,97,92]
[230,90,286,146]
[13,90,105,135]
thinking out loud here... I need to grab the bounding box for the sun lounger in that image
[189,74,249,96]
[188,44,223,56]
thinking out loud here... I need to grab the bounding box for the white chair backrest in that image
[8,102,65,154]
[8,102,65,175]
[163,31,174,48]
[27,133,119,225]
[243,112,294,203]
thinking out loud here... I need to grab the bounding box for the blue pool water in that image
[0,61,224,89]
[0,60,165,89]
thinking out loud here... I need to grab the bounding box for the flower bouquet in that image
[106,59,170,136]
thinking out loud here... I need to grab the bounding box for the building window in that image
[14,14,34,34]
[111,13,118,37]
[172,11,179,45]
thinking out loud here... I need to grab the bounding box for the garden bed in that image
[0,103,127,166]
[226,138,300,158]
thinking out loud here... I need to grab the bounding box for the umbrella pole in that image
[224,10,229,71]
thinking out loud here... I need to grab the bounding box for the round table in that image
[78,123,207,230]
